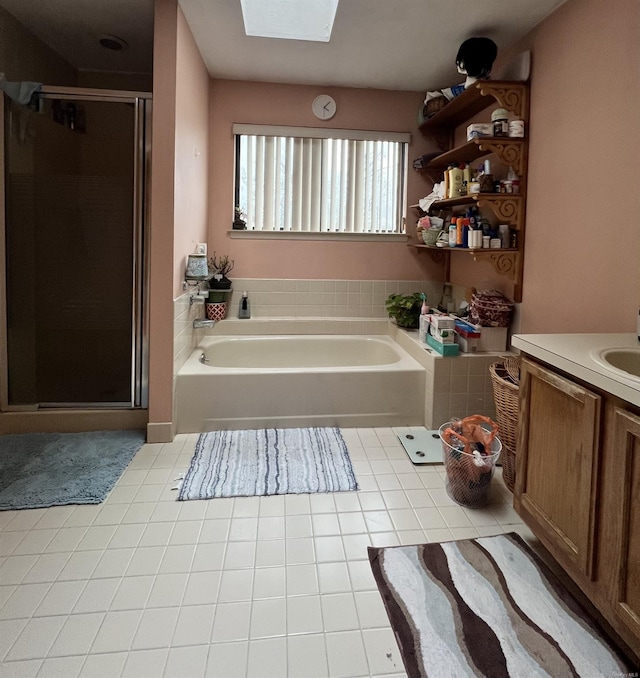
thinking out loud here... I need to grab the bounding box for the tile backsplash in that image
[225,279,445,318]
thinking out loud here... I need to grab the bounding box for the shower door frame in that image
[0,86,152,411]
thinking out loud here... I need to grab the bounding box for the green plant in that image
[385,292,423,328]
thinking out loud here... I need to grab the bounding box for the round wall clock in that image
[312,94,336,120]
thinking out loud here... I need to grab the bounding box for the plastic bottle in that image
[449,165,464,198]
[448,219,457,247]
[238,291,251,319]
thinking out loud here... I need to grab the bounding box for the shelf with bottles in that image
[419,80,529,150]
[416,138,527,177]
[428,193,524,227]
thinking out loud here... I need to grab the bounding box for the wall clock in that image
[312,94,336,120]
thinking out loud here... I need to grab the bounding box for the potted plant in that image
[232,205,247,230]
[385,292,423,329]
[208,252,234,293]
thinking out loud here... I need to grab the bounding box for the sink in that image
[592,348,640,381]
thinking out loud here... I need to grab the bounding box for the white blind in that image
[236,128,408,233]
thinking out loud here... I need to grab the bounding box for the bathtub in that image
[176,334,425,432]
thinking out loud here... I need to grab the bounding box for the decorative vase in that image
[206,301,228,321]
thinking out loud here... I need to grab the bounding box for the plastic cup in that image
[438,420,502,509]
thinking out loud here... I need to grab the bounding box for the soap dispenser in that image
[238,291,251,319]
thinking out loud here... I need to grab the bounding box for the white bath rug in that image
[177,427,358,500]
[393,426,443,465]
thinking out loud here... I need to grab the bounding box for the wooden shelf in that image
[420,80,528,133]
[411,243,519,280]
[414,80,529,302]
[417,138,527,176]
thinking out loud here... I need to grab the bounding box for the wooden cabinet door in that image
[608,406,640,639]
[514,358,601,579]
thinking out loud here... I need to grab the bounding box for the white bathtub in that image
[176,334,425,432]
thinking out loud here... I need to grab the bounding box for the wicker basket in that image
[489,357,520,491]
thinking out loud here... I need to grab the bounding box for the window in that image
[234,124,409,234]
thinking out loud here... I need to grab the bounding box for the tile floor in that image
[0,427,536,678]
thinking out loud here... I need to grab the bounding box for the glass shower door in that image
[3,90,149,407]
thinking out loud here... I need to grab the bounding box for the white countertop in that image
[511,333,640,407]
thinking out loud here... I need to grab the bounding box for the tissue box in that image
[430,326,455,344]
[427,333,459,356]
[430,314,456,332]
[466,123,493,141]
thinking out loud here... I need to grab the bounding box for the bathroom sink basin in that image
[592,348,640,381]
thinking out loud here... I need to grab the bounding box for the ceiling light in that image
[240,0,339,42]
[99,35,129,51]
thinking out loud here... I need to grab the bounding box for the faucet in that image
[193,319,215,329]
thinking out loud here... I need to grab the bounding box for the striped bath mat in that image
[369,533,632,677]
[178,427,358,500]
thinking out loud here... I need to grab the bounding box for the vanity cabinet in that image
[413,80,529,302]
[515,355,640,658]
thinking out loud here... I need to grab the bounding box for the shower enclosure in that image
[1,87,151,409]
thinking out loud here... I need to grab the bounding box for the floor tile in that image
[206,641,248,678]
[211,602,251,642]
[287,633,329,678]
[172,604,215,646]
[321,592,359,632]
[246,636,286,678]
[286,595,323,635]
[249,597,286,638]
[325,630,370,678]
[132,607,180,650]
[164,644,208,678]
[0,427,519,676]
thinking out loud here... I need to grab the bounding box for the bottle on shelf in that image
[448,218,457,247]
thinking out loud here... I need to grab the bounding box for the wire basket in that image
[438,420,502,509]
[489,357,521,491]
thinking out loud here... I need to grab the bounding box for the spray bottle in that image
[238,291,251,319]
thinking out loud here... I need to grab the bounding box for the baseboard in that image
[146,421,175,443]
[0,409,148,435]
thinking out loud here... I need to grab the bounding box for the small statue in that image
[232,205,247,230]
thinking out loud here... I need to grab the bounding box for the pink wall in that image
[148,0,210,433]
[207,79,442,280]
[173,7,210,297]
[515,0,640,333]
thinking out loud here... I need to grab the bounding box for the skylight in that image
[240,0,339,42]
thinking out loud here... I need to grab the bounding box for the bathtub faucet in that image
[193,319,215,329]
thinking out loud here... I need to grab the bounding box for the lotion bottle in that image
[238,291,251,319]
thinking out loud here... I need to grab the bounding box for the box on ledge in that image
[477,326,508,352]
[427,333,460,356]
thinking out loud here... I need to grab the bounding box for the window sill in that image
[227,230,408,243]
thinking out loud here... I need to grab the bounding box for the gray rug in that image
[178,427,358,500]
[369,533,632,678]
[0,430,145,510]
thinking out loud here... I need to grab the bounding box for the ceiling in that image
[0,0,568,91]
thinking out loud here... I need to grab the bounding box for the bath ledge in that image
[209,317,391,336]
[227,230,408,243]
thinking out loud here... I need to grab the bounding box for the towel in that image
[0,80,42,107]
